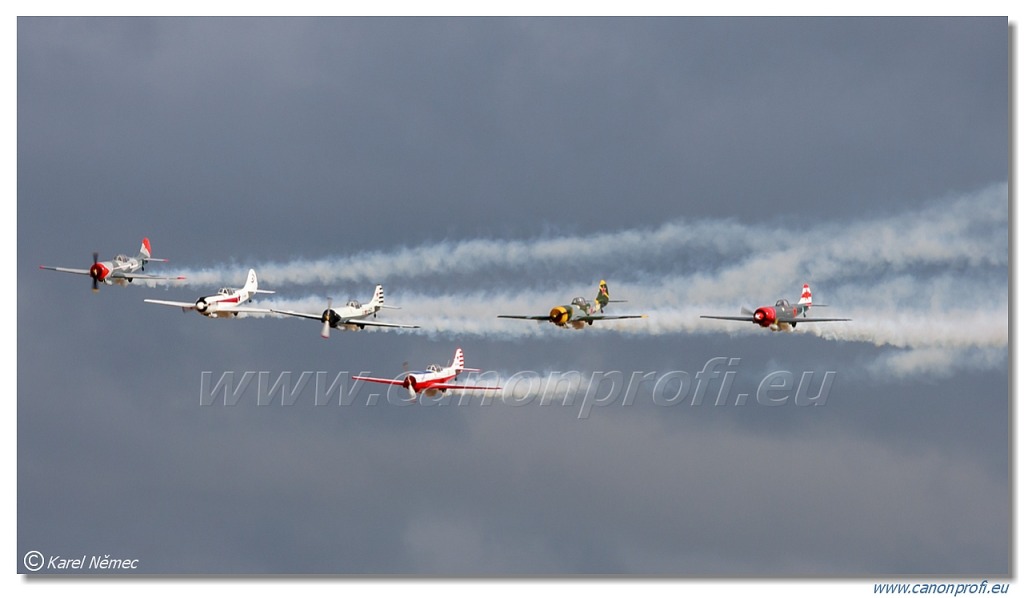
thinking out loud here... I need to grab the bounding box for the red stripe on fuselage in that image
[413,373,456,393]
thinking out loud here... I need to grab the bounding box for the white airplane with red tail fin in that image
[700,284,851,331]
[352,347,502,401]
[143,269,274,318]
[39,237,184,292]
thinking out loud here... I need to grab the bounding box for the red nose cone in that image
[89,263,109,281]
[754,307,776,328]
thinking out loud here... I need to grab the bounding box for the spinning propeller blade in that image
[91,252,100,292]
[320,298,334,339]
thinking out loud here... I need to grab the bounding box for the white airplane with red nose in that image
[39,237,184,291]
[352,347,502,400]
[700,284,850,331]
[143,269,274,318]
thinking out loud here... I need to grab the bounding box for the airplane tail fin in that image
[243,269,259,294]
[368,284,385,310]
[594,279,627,312]
[137,237,169,263]
[595,279,610,309]
[245,269,275,294]
[798,283,813,307]
[452,347,465,370]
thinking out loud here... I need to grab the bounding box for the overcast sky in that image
[16,17,1008,579]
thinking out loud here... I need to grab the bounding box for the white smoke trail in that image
[170,182,1007,290]
[171,219,779,288]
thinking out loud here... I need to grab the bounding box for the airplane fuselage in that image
[325,301,380,329]
[403,366,459,394]
[193,289,254,317]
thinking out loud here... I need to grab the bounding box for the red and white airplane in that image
[352,347,502,400]
[271,284,420,338]
[39,237,184,291]
[700,284,851,331]
[143,269,274,318]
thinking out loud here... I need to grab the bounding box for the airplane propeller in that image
[89,252,101,292]
[320,298,334,339]
[402,369,418,400]
[741,307,754,317]
[400,363,417,399]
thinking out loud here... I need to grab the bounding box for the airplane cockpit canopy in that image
[114,254,129,263]
[346,300,362,309]
[218,288,234,295]
[571,297,589,309]
[775,299,790,308]
[426,364,442,373]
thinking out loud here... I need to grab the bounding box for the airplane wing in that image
[700,315,851,323]
[271,310,420,329]
[351,376,407,387]
[144,299,197,310]
[40,266,185,281]
[498,314,646,322]
[144,300,271,314]
[575,314,648,323]
[429,383,504,391]
[214,305,273,314]
[39,266,92,275]
[345,319,420,329]
[106,272,186,281]
[270,309,323,321]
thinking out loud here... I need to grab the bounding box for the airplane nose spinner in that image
[753,307,776,327]
[88,263,108,280]
[548,306,570,325]
[88,255,109,292]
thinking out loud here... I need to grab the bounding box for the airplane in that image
[271,284,420,338]
[39,237,184,291]
[700,284,851,331]
[143,269,274,318]
[352,347,502,401]
[497,280,647,329]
